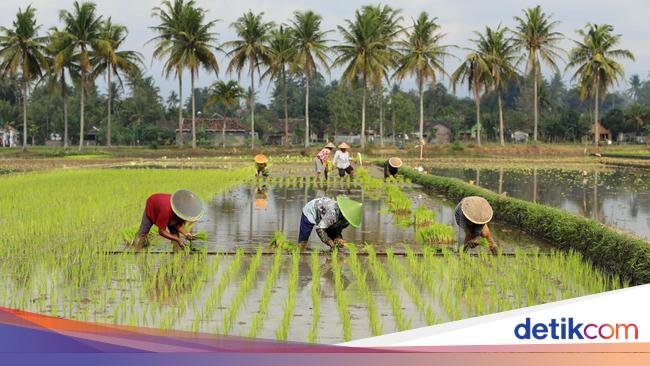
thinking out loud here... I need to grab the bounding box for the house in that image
[430,123,452,144]
[589,121,612,143]
[177,116,252,146]
[0,125,18,147]
[512,130,529,143]
[265,118,303,145]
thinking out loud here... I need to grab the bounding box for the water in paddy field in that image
[426,166,650,240]
[188,181,551,253]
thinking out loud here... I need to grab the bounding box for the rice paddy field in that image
[0,159,629,344]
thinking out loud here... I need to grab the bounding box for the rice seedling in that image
[308,251,321,343]
[248,248,283,338]
[415,223,456,246]
[331,248,352,341]
[413,205,436,227]
[275,249,299,341]
[269,231,298,251]
[345,244,382,336]
[384,185,412,215]
[223,248,263,334]
[386,249,437,325]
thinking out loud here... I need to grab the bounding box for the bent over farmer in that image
[299,196,362,249]
[455,196,498,254]
[254,154,269,177]
[383,157,403,180]
[315,142,336,180]
[133,189,205,251]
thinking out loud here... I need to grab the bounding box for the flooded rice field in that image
[427,166,650,240]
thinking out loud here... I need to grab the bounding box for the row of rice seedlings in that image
[269,231,298,251]
[415,223,456,246]
[308,251,321,343]
[413,205,437,227]
[386,249,437,325]
[201,249,244,328]
[364,244,411,331]
[248,249,284,338]
[345,244,382,336]
[331,248,352,341]
[222,248,264,334]
[275,250,300,341]
[384,185,412,215]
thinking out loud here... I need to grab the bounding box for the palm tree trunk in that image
[304,75,310,148]
[419,77,424,160]
[250,63,255,150]
[191,69,196,149]
[392,95,396,146]
[361,75,367,148]
[475,86,481,147]
[79,74,85,151]
[533,63,538,142]
[497,89,505,146]
[107,66,112,147]
[62,75,69,148]
[22,80,27,151]
[379,92,384,148]
[177,74,183,147]
[594,83,600,147]
[283,69,289,146]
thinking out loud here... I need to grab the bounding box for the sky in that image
[1,0,648,104]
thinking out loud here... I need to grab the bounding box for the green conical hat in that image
[337,195,362,228]
[171,189,205,222]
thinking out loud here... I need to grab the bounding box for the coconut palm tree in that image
[168,4,220,148]
[0,5,48,151]
[290,10,331,148]
[450,49,492,146]
[59,1,102,150]
[566,23,634,146]
[475,25,518,146]
[46,29,77,148]
[334,7,400,148]
[512,5,563,142]
[261,25,294,146]
[92,18,143,147]
[207,80,244,147]
[150,0,195,147]
[394,12,452,159]
[627,74,642,102]
[224,11,274,149]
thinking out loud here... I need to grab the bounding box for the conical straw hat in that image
[325,142,336,149]
[337,195,362,228]
[254,154,268,164]
[460,196,493,225]
[388,157,403,168]
[338,142,350,149]
[171,189,205,222]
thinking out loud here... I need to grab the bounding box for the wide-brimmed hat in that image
[388,157,403,168]
[337,195,362,228]
[325,142,336,149]
[338,142,350,149]
[171,189,205,222]
[460,196,493,225]
[254,154,268,164]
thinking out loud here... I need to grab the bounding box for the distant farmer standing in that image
[454,196,498,254]
[299,196,362,249]
[333,142,354,178]
[254,154,269,177]
[315,142,336,180]
[383,157,403,180]
[134,189,205,251]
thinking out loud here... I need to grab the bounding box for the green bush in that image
[400,167,650,285]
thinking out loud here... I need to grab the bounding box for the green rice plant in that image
[413,205,436,227]
[308,251,321,343]
[415,223,456,246]
[223,248,263,334]
[331,248,352,341]
[345,244,382,336]
[276,249,299,341]
[384,185,412,215]
[202,249,244,323]
[386,249,437,325]
[248,248,283,338]
[269,231,298,251]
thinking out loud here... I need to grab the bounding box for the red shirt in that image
[316,148,331,163]
[145,193,179,230]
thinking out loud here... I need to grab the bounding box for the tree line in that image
[0,1,645,151]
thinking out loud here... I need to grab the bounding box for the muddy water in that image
[190,183,551,253]
[426,167,650,240]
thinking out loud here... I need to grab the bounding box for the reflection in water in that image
[427,167,650,240]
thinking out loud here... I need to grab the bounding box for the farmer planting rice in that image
[454,196,498,254]
[133,189,205,251]
[383,157,403,180]
[315,142,336,180]
[254,154,269,177]
[333,142,354,178]
[299,196,362,249]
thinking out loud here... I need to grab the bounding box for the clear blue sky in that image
[2,0,647,103]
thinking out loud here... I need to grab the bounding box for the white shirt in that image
[333,150,351,169]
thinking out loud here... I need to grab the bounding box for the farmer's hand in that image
[489,245,498,255]
[334,238,345,248]
[465,240,479,249]
[184,233,197,241]
[325,239,335,248]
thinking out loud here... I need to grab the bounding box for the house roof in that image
[177,117,250,132]
[266,118,304,135]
